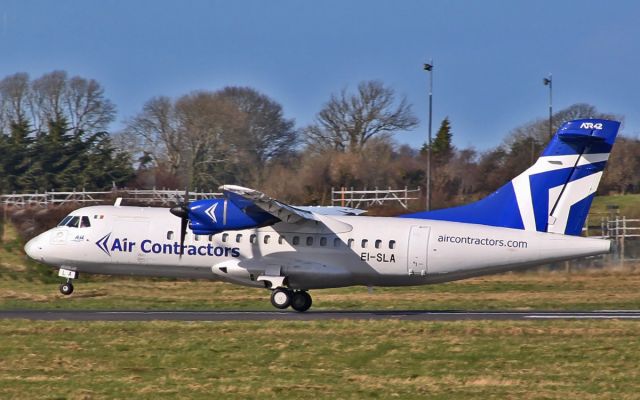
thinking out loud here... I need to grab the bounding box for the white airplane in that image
[25,119,619,312]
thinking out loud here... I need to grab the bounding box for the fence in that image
[331,187,421,210]
[0,188,222,208]
[584,217,640,264]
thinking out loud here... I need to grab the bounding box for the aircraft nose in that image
[24,235,44,261]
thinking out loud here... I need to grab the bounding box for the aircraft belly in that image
[71,261,217,279]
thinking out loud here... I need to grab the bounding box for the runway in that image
[2,310,640,321]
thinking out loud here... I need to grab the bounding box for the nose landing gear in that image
[59,280,74,295]
[58,268,78,296]
[270,288,312,312]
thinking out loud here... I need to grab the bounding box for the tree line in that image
[1,70,639,210]
[0,71,133,192]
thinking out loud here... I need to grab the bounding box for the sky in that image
[1,0,639,151]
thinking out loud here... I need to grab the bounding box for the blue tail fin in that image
[402,119,620,235]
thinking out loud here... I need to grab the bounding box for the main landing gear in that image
[58,268,78,296]
[270,288,312,312]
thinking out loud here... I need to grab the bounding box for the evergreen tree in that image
[81,131,135,189]
[432,117,453,162]
[1,117,33,192]
[23,117,134,191]
[419,117,454,163]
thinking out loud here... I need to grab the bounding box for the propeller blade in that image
[179,214,188,259]
[179,186,190,259]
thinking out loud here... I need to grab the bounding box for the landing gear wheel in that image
[59,281,74,296]
[291,291,312,312]
[270,288,292,309]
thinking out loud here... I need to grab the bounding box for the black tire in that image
[291,291,312,312]
[59,282,74,296]
[270,288,291,309]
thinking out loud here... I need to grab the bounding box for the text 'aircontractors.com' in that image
[437,235,528,249]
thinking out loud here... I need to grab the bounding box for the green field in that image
[591,193,640,218]
[2,266,640,399]
[1,267,640,311]
[1,319,639,399]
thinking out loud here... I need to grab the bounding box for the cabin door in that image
[407,226,430,276]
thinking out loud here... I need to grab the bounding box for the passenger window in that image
[292,236,300,245]
[320,237,327,246]
[222,233,229,243]
[236,234,242,243]
[333,238,341,247]
[278,236,285,245]
[389,240,396,249]
[67,216,80,228]
[80,216,91,228]
[58,216,72,227]
[306,236,314,246]
[361,239,368,248]
[375,239,382,249]
[264,235,270,244]
[250,234,257,244]
[167,231,174,240]
[348,238,354,248]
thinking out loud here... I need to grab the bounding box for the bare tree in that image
[0,71,116,136]
[125,96,180,171]
[0,73,30,129]
[306,80,419,152]
[125,91,249,187]
[65,75,116,135]
[30,71,67,131]
[126,87,297,188]
[218,86,298,163]
[174,91,247,187]
[506,103,622,148]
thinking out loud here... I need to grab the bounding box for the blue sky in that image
[1,0,639,150]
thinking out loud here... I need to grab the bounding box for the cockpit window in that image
[80,216,91,228]
[58,216,72,227]
[67,216,80,228]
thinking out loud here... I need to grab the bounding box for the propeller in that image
[170,187,190,258]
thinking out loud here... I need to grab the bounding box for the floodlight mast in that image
[423,60,433,211]
[543,74,553,140]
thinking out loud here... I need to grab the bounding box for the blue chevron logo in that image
[96,233,111,256]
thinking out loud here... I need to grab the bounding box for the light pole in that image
[543,74,552,140]
[423,60,433,211]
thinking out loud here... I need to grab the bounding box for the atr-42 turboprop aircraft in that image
[25,119,619,312]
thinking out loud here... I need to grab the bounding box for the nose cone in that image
[24,235,43,261]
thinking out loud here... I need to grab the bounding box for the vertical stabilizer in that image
[402,119,620,235]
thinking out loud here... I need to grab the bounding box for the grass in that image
[1,319,639,399]
[591,193,640,218]
[2,265,640,311]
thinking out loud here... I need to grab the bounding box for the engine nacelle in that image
[187,198,279,235]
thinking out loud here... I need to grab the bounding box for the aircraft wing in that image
[294,206,366,216]
[219,185,363,224]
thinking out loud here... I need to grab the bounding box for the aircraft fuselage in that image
[25,205,610,289]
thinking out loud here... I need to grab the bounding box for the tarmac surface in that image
[2,310,640,321]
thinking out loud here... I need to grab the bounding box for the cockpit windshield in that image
[57,216,72,226]
[57,215,91,228]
